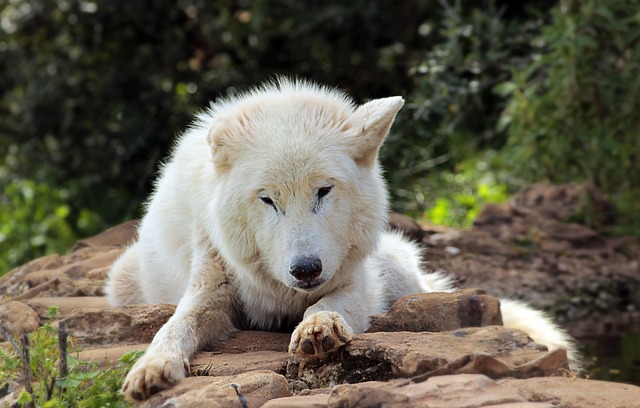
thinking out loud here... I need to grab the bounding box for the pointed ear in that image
[207,119,234,171]
[351,96,404,167]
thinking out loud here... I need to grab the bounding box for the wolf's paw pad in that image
[289,311,354,359]
[122,351,189,401]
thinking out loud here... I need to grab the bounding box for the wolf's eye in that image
[317,185,333,199]
[260,196,277,211]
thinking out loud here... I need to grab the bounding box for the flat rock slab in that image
[349,326,567,378]
[290,326,569,388]
[77,343,149,366]
[72,219,138,251]
[263,373,640,407]
[24,296,109,318]
[140,370,290,408]
[211,330,291,354]
[327,374,556,408]
[498,376,640,408]
[58,304,176,346]
[191,350,289,377]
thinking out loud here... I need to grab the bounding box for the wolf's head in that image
[202,79,403,292]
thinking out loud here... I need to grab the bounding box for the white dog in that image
[105,78,578,401]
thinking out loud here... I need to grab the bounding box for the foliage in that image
[0,177,104,275]
[424,155,509,227]
[0,307,140,407]
[1,0,639,274]
[383,0,542,214]
[497,0,640,235]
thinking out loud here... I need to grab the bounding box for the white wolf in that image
[105,78,578,401]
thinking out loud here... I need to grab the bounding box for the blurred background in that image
[2,0,639,271]
[0,0,638,383]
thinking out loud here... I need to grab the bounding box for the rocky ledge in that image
[1,184,640,407]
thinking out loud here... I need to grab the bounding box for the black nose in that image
[290,256,323,282]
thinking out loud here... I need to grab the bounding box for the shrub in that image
[497,0,640,235]
[0,307,140,407]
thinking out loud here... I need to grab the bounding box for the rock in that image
[0,254,64,298]
[140,370,290,408]
[388,213,424,242]
[211,331,291,354]
[262,393,330,408]
[422,185,640,320]
[71,219,138,251]
[191,351,289,377]
[498,376,640,408]
[328,381,411,407]
[511,183,614,226]
[347,327,567,379]
[325,374,556,408]
[290,326,569,388]
[23,296,109,319]
[21,250,121,292]
[0,301,39,337]
[76,331,291,369]
[77,343,149,366]
[58,304,176,346]
[367,289,502,333]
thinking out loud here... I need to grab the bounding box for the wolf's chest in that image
[235,284,312,332]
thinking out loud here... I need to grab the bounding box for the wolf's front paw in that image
[122,351,189,401]
[289,311,354,359]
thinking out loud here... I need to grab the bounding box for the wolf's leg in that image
[121,252,237,401]
[288,267,383,359]
[500,299,581,369]
[372,231,454,306]
[104,242,145,306]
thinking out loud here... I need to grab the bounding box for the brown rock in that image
[0,254,64,298]
[388,213,424,242]
[140,370,290,408]
[191,350,289,377]
[72,219,139,251]
[24,296,109,318]
[77,343,149,366]
[499,376,640,408]
[58,304,176,346]
[367,289,502,333]
[0,301,39,337]
[325,375,555,408]
[511,182,614,226]
[262,394,329,408]
[290,327,569,389]
[348,327,566,379]
[212,330,291,354]
[329,382,411,407]
[23,250,121,287]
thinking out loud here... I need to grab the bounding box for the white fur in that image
[105,78,579,400]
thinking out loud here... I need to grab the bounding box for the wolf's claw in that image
[289,311,354,359]
[122,351,189,401]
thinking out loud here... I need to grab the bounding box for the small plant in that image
[0,307,140,407]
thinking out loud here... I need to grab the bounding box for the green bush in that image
[383,0,541,215]
[497,0,640,235]
[0,178,104,275]
[0,307,140,407]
